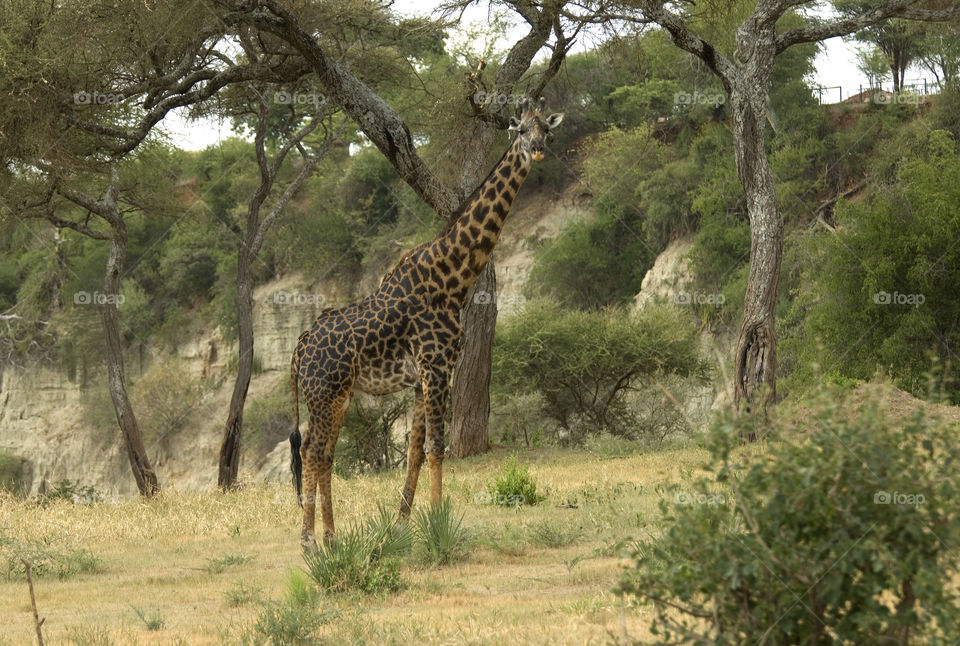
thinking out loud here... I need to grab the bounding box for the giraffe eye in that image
[518,126,528,135]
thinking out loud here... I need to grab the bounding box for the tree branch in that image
[217,0,462,218]
[775,0,960,54]
[636,1,736,85]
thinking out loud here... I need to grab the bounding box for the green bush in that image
[130,360,210,453]
[244,570,338,646]
[782,130,960,401]
[487,454,546,507]
[619,386,960,644]
[0,450,24,495]
[493,301,708,442]
[335,393,411,477]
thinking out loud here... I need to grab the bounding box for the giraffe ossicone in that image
[289,97,563,550]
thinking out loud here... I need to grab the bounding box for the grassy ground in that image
[0,442,711,645]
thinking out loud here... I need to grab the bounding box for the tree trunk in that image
[449,259,496,457]
[729,76,782,439]
[102,220,159,496]
[218,245,254,489]
[448,124,500,457]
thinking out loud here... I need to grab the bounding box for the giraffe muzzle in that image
[531,151,544,162]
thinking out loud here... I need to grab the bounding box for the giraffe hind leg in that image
[301,390,352,549]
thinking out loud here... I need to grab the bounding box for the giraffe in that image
[289,97,563,549]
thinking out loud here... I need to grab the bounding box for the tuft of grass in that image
[2,539,104,581]
[414,497,467,565]
[489,454,547,507]
[527,518,581,549]
[66,625,115,646]
[203,552,253,574]
[303,505,409,594]
[236,569,338,646]
[225,581,262,607]
[130,604,166,631]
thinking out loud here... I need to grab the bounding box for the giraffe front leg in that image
[399,385,426,519]
[421,368,450,507]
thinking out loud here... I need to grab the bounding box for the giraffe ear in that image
[546,113,564,129]
[508,117,521,131]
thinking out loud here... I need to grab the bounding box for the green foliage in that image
[130,360,211,452]
[493,301,708,442]
[303,505,409,594]
[783,130,960,400]
[526,518,581,549]
[130,605,166,631]
[335,393,411,477]
[37,479,104,505]
[0,451,25,496]
[487,454,546,507]
[620,386,960,644]
[1,536,104,581]
[413,497,467,566]
[203,552,253,574]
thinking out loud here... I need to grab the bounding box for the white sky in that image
[161,2,928,151]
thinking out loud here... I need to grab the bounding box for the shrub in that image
[619,386,960,644]
[0,450,24,495]
[302,505,409,594]
[488,454,546,507]
[493,301,708,442]
[130,360,211,453]
[413,497,467,566]
[335,393,411,477]
[782,130,960,401]
[246,570,337,646]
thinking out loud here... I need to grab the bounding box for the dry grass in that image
[0,443,710,645]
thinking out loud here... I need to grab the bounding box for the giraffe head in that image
[508,97,563,163]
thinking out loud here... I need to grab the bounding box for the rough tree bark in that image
[218,105,333,490]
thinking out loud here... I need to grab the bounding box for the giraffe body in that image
[290,99,562,548]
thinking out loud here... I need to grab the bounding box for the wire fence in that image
[811,78,941,104]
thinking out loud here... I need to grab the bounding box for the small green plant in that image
[527,518,581,549]
[37,480,104,505]
[225,581,262,607]
[203,552,252,574]
[488,454,546,507]
[130,605,165,631]
[302,505,409,594]
[414,497,467,565]
[250,597,337,646]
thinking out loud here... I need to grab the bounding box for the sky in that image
[160,2,919,151]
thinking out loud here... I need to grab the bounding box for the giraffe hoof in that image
[301,532,318,553]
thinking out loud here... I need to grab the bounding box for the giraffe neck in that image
[436,138,530,297]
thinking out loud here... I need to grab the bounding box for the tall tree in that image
[218,94,344,490]
[0,0,310,494]
[627,0,960,433]
[215,0,585,457]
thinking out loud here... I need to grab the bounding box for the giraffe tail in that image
[289,331,308,508]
